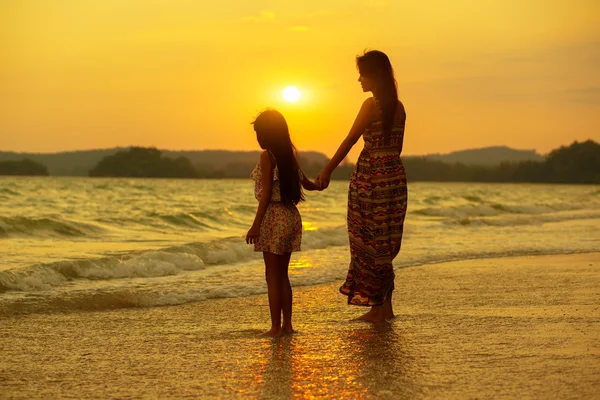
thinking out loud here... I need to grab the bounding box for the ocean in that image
[1,177,599,316]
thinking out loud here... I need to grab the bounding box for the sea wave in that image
[0,226,349,293]
[0,209,251,238]
[0,283,270,316]
[0,251,206,292]
[0,188,20,196]
[412,201,598,220]
[447,210,600,226]
[2,179,599,317]
[1,247,595,316]
[0,215,106,238]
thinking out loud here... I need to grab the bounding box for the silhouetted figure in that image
[316,50,408,322]
[246,109,320,336]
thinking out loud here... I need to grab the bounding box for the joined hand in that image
[315,170,331,191]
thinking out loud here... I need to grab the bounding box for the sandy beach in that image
[1,252,599,399]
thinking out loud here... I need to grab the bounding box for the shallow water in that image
[1,177,599,315]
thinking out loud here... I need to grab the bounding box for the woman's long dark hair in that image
[252,109,304,205]
[356,50,398,143]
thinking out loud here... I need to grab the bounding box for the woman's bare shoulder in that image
[361,97,377,119]
[397,100,406,114]
[364,97,376,108]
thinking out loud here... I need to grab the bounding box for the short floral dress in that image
[250,161,302,254]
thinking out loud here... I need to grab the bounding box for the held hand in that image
[315,169,331,190]
[246,225,260,244]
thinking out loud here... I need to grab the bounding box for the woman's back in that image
[361,99,406,155]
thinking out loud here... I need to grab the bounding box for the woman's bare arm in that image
[316,98,374,188]
[294,155,321,191]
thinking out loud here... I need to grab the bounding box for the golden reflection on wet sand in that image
[260,338,294,398]
[254,319,417,399]
[1,254,598,398]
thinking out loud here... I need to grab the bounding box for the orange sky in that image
[1,0,599,160]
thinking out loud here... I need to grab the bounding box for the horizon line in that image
[0,143,563,157]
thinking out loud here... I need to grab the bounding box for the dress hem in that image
[253,248,301,255]
[339,286,391,307]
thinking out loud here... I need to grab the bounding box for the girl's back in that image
[250,152,302,255]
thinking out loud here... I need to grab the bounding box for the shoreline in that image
[1,252,599,398]
[3,175,600,185]
[2,249,599,317]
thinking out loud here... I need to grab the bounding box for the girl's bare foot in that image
[282,325,295,335]
[260,327,282,337]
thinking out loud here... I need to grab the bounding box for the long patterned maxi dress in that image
[340,101,408,306]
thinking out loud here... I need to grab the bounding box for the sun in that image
[282,86,301,102]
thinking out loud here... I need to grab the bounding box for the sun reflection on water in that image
[288,256,314,273]
[302,221,318,231]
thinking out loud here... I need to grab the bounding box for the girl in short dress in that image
[246,109,320,337]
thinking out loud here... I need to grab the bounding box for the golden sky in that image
[1,0,599,159]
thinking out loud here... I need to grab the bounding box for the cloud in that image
[241,10,276,22]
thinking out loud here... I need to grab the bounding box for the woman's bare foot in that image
[352,306,384,323]
[282,324,295,335]
[382,297,395,320]
[260,327,282,337]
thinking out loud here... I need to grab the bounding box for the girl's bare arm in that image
[246,151,273,243]
[300,170,320,191]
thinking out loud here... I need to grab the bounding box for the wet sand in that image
[1,253,599,399]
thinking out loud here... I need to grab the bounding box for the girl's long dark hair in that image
[252,109,304,205]
[356,50,398,143]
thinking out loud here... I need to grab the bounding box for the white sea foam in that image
[0,251,205,292]
[0,227,350,293]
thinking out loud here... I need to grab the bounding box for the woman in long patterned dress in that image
[316,50,408,323]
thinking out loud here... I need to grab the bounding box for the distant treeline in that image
[0,158,48,176]
[402,140,599,184]
[3,140,599,183]
[89,147,199,178]
[86,140,600,184]
[86,146,354,180]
